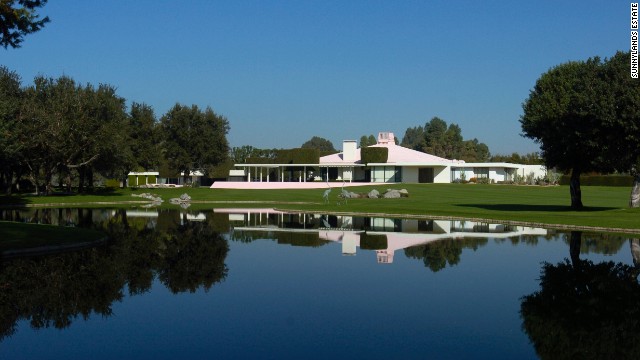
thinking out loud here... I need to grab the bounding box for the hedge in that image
[558,175,634,187]
[359,234,388,250]
[361,147,388,164]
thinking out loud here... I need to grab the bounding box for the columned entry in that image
[418,168,434,183]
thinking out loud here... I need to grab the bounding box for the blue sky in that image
[1,0,630,155]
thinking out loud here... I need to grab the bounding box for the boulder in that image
[368,189,380,199]
[383,189,402,198]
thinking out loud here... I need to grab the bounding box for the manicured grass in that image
[0,221,106,253]
[1,184,639,231]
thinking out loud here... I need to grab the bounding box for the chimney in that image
[343,140,357,162]
[377,132,395,145]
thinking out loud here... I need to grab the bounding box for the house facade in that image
[216,131,545,188]
[318,132,545,184]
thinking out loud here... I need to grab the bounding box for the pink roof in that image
[320,142,461,165]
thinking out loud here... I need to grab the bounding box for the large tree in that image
[160,104,230,185]
[0,65,23,194]
[400,126,424,151]
[17,76,128,193]
[128,102,161,171]
[301,136,335,152]
[520,51,640,209]
[359,134,376,148]
[0,0,50,49]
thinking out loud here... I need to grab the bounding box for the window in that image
[474,167,489,179]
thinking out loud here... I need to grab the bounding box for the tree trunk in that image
[569,169,583,210]
[569,231,582,266]
[87,167,94,192]
[78,167,85,193]
[631,239,640,268]
[183,169,189,187]
[630,173,640,208]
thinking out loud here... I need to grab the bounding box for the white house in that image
[319,132,545,184]
[215,131,545,188]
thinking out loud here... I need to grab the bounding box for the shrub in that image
[360,234,388,250]
[469,177,477,183]
[105,179,120,188]
[361,147,388,164]
[559,175,633,187]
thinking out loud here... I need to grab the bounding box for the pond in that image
[0,208,639,359]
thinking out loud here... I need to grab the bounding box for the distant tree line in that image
[0,66,230,195]
[400,117,491,162]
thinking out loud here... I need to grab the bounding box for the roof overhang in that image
[366,162,456,167]
[451,162,522,168]
[235,163,365,168]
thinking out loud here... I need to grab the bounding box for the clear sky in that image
[1,0,630,155]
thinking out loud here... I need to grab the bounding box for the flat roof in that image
[234,163,365,168]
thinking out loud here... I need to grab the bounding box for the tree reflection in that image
[521,231,640,359]
[404,238,488,272]
[0,211,228,341]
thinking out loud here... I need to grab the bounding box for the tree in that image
[0,65,23,194]
[520,51,640,209]
[128,102,161,171]
[17,76,130,193]
[301,136,335,152]
[359,134,377,147]
[400,126,424,151]
[423,117,448,157]
[520,232,640,359]
[160,103,230,185]
[0,0,50,49]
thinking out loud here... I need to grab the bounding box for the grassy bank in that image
[1,184,639,231]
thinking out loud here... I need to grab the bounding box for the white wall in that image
[403,167,419,182]
[434,166,450,183]
[517,165,547,180]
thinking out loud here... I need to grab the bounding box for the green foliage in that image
[0,65,23,194]
[275,148,320,164]
[128,102,161,172]
[402,117,490,161]
[490,152,543,165]
[0,0,50,49]
[361,147,388,164]
[104,179,120,188]
[0,214,229,338]
[558,175,634,187]
[401,126,424,151]
[301,136,336,152]
[359,134,377,147]
[521,257,640,360]
[159,103,230,182]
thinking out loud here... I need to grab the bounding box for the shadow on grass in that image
[456,204,617,212]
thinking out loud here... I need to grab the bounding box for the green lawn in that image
[2,184,639,232]
[0,221,106,253]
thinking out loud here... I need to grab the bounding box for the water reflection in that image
[1,207,640,358]
[219,208,549,267]
[521,231,640,360]
[0,209,228,341]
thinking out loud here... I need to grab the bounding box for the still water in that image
[0,208,639,359]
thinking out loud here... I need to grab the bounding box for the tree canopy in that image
[520,51,640,208]
[359,134,376,147]
[0,65,232,194]
[159,104,230,184]
[301,136,336,152]
[0,0,50,49]
[401,117,490,162]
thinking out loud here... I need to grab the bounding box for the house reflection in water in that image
[216,208,548,264]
